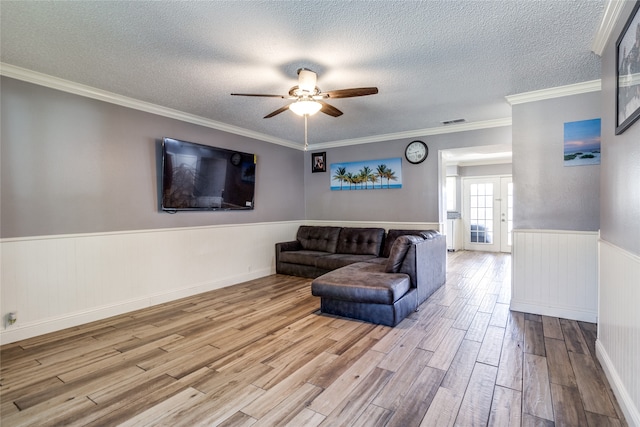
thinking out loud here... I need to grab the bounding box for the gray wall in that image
[304,126,512,222]
[512,92,601,231]
[1,77,305,238]
[601,4,640,256]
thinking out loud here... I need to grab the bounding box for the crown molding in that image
[2,63,515,151]
[591,0,627,56]
[0,63,300,150]
[505,80,601,105]
[308,117,513,149]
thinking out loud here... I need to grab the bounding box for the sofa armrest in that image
[277,240,302,252]
[275,240,302,268]
[398,233,446,304]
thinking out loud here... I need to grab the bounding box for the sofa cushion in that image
[312,264,410,305]
[382,229,428,257]
[385,235,424,273]
[279,250,332,267]
[335,227,385,255]
[315,253,379,271]
[297,226,341,253]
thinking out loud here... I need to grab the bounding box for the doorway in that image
[462,176,512,253]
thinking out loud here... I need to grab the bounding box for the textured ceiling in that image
[1,1,605,147]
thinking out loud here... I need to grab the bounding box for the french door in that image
[463,176,512,253]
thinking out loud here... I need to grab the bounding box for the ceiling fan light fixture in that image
[289,99,322,116]
[297,68,317,93]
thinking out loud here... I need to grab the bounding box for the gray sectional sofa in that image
[275,226,446,326]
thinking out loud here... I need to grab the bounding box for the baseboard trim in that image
[0,267,271,345]
[596,339,640,426]
[510,299,597,323]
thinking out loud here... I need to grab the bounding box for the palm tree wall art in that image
[330,157,402,191]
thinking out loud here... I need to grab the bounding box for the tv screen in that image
[161,137,256,211]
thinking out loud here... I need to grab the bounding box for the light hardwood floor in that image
[0,251,627,426]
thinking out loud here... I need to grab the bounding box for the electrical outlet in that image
[7,312,17,326]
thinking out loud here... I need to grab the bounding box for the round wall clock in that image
[405,140,428,164]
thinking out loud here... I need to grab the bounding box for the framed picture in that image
[312,152,326,173]
[616,1,640,135]
[330,157,402,191]
[564,118,601,166]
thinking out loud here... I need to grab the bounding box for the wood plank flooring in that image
[0,251,627,426]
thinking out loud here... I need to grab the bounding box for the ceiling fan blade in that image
[263,104,291,119]
[231,93,286,98]
[319,101,343,117]
[324,87,379,99]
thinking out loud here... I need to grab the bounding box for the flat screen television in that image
[161,137,256,211]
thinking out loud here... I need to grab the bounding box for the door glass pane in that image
[469,183,494,244]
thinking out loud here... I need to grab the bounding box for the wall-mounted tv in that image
[161,137,256,211]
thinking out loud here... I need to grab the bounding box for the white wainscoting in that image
[597,239,640,426]
[0,220,441,345]
[0,221,303,345]
[511,229,599,323]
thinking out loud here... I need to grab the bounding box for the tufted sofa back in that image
[335,227,385,256]
[296,226,341,253]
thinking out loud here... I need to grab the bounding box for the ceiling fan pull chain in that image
[304,114,308,151]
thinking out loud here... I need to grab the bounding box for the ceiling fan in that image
[231,68,378,119]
